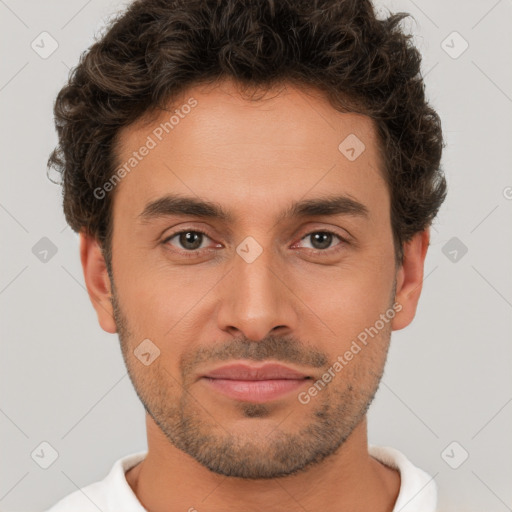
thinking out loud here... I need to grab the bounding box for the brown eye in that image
[178,231,204,250]
[310,232,334,250]
[164,230,211,251]
[299,231,343,251]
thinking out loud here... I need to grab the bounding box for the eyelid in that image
[292,229,349,251]
[162,226,350,259]
[161,228,221,260]
[162,228,218,247]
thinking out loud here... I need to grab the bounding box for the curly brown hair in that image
[48,0,446,270]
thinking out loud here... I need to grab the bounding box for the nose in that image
[216,245,298,341]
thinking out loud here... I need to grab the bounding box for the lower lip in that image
[202,377,309,403]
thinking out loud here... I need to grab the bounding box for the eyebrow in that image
[137,193,370,224]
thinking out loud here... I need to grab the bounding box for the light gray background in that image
[1,1,511,511]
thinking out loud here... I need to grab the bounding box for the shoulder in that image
[44,451,148,512]
[369,445,438,512]
[45,480,111,512]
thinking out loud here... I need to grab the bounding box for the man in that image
[46,0,447,510]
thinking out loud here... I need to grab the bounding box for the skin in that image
[80,79,430,512]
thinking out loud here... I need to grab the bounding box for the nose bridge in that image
[217,236,296,340]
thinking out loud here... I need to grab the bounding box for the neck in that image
[125,414,400,512]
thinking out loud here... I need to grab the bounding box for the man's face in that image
[104,80,400,478]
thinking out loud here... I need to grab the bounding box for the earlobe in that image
[79,230,117,334]
[391,228,430,332]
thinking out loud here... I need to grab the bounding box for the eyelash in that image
[162,228,349,259]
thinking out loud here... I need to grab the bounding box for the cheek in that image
[294,259,394,335]
[116,264,221,343]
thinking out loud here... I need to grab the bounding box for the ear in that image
[391,228,430,331]
[79,230,117,334]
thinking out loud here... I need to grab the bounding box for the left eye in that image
[297,231,343,251]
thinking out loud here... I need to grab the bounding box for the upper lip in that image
[202,363,310,381]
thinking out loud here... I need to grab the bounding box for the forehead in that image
[113,79,388,225]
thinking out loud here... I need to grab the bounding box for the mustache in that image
[180,334,328,376]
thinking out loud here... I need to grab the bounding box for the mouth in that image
[200,363,312,403]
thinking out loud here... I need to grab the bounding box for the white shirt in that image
[45,445,437,511]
